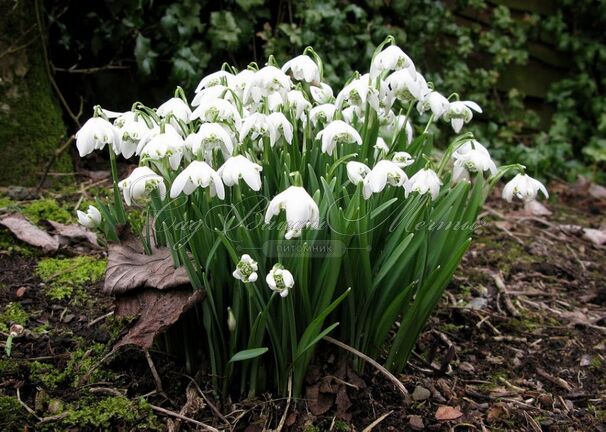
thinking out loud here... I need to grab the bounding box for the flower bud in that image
[227,307,237,333]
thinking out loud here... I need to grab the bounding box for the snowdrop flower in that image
[191,85,232,107]
[281,55,320,84]
[243,66,292,104]
[363,160,408,199]
[392,152,414,168]
[267,112,294,146]
[76,205,102,229]
[231,69,255,98]
[157,97,192,123]
[370,45,415,79]
[140,128,185,170]
[265,186,320,239]
[191,98,241,128]
[195,70,235,93]
[415,73,430,100]
[240,113,271,143]
[218,155,263,191]
[118,167,166,206]
[316,120,363,156]
[185,123,234,160]
[373,137,390,158]
[342,106,364,125]
[336,74,379,110]
[233,254,258,283]
[452,140,497,182]
[116,113,153,159]
[443,101,482,133]
[266,264,295,298]
[75,117,120,157]
[309,104,336,127]
[346,161,371,185]
[379,113,413,145]
[405,168,442,200]
[240,113,293,147]
[287,90,312,120]
[310,83,333,104]
[170,160,225,199]
[384,69,422,104]
[417,91,450,119]
[502,174,548,203]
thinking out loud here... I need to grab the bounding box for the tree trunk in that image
[0,0,72,187]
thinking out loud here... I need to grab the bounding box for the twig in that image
[183,374,231,429]
[89,386,125,397]
[149,404,220,432]
[88,311,114,327]
[273,374,292,432]
[323,336,409,400]
[491,271,519,317]
[362,411,393,432]
[536,368,573,392]
[145,350,165,396]
[53,64,130,74]
[16,388,41,421]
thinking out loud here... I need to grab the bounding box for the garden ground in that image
[0,177,605,431]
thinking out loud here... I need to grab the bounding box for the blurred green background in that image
[1,0,605,185]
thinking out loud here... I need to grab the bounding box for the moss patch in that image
[0,395,29,428]
[22,198,72,224]
[36,256,106,301]
[0,302,28,333]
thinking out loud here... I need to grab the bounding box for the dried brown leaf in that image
[44,220,99,247]
[0,213,59,252]
[435,405,463,421]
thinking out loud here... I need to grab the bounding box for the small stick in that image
[536,368,573,392]
[183,374,231,429]
[273,374,292,432]
[491,271,519,317]
[362,410,393,432]
[323,336,409,400]
[16,388,41,421]
[145,350,165,396]
[88,311,114,327]
[149,404,220,432]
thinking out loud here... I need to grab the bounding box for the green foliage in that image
[22,198,72,224]
[36,256,107,301]
[0,302,28,333]
[0,395,28,427]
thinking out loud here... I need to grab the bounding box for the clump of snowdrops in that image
[75,37,547,397]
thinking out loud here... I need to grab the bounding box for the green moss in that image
[0,229,36,256]
[0,302,28,333]
[0,196,15,208]
[22,198,72,224]
[29,361,64,389]
[36,256,106,302]
[0,395,28,428]
[0,358,20,375]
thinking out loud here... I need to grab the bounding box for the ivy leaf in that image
[134,33,158,75]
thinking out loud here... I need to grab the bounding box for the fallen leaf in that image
[589,182,606,200]
[104,236,190,295]
[306,382,334,416]
[43,220,99,247]
[487,403,509,422]
[582,228,606,246]
[0,213,59,252]
[408,415,424,430]
[435,405,463,421]
[522,200,552,217]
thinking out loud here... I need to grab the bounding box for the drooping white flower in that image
[195,70,235,93]
[346,161,371,185]
[218,155,263,191]
[363,160,408,199]
[191,85,232,107]
[75,117,120,157]
[310,83,333,104]
[118,167,166,206]
[266,263,295,298]
[309,104,336,127]
[502,174,548,203]
[76,205,102,229]
[240,113,293,147]
[267,112,294,146]
[417,91,450,119]
[384,69,422,105]
[316,120,363,156]
[370,45,416,79]
[169,160,225,199]
[443,101,482,133]
[379,113,413,145]
[186,122,235,160]
[140,128,185,170]
[266,92,285,111]
[405,168,442,200]
[286,90,312,120]
[392,151,415,168]
[415,73,430,100]
[341,106,364,125]
[191,98,241,128]
[157,97,192,123]
[232,254,258,283]
[452,140,497,182]
[281,55,320,83]
[243,66,292,104]
[265,186,320,239]
[336,74,379,110]
[240,113,271,143]
[116,112,154,159]
[373,137,390,158]
[231,69,255,99]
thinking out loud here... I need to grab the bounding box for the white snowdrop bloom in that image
[265,186,320,239]
[363,160,408,199]
[231,69,255,98]
[233,254,258,283]
[384,69,422,104]
[266,92,285,111]
[405,168,442,200]
[185,123,234,160]
[218,155,263,191]
[195,70,235,93]
[191,98,241,128]
[310,83,334,104]
[336,74,379,110]
[76,205,102,229]
[417,91,450,119]
[415,73,430,100]
[191,85,232,107]
[342,106,364,125]
[157,97,192,123]
[346,161,371,185]
[316,120,363,156]
[170,160,225,199]
[287,90,312,120]
[309,104,336,127]
[240,113,271,143]
[392,151,415,168]
[373,137,390,159]
[243,66,292,104]
[140,128,185,170]
[118,166,166,206]
[370,45,416,79]
[267,112,294,146]
[135,124,179,156]
[116,113,154,159]
[266,264,295,298]
[101,108,123,119]
[451,140,497,183]
[281,55,320,83]
[443,100,482,133]
[379,113,413,145]
[75,117,120,157]
[502,174,548,203]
